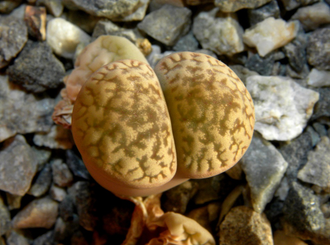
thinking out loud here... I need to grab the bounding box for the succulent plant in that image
[67,43,255,197]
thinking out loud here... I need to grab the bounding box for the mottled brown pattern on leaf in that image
[72,60,176,188]
[155,52,255,178]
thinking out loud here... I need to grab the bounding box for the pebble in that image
[246,75,319,141]
[162,181,198,214]
[65,150,90,180]
[173,31,199,51]
[6,230,29,245]
[24,5,46,41]
[50,184,67,202]
[240,133,288,213]
[51,159,74,187]
[68,181,97,231]
[0,196,11,236]
[193,8,244,56]
[46,17,91,59]
[0,16,27,68]
[0,75,55,142]
[6,193,22,211]
[243,17,300,57]
[279,0,319,11]
[297,136,330,191]
[283,181,325,232]
[33,230,54,245]
[307,68,330,87]
[37,0,64,17]
[311,87,330,121]
[33,125,74,149]
[285,63,309,79]
[291,2,330,31]
[28,163,52,197]
[114,0,149,22]
[62,0,142,21]
[219,206,273,245]
[307,27,330,71]
[247,0,280,26]
[64,10,100,34]
[7,40,65,93]
[0,1,22,14]
[273,230,308,245]
[137,4,191,46]
[53,216,80,243]
[228,65,259,84]
[0,135,38,196]
[214,0,272,12]
[245,53,275,75]
[59,195,75,222]
[12,196,59,229]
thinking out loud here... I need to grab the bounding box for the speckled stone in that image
[245,53,275,75]
[63,0,141,20]
[0,135,38,196]
[283,181,325,232]
[0,75,55,142]
[53,216,80,243]
[0,0,22,14]
[311,87,330,121]
[33,230,54,245]
[307,27,330,70]
[7,40,65,93]
[279,0,319,11]
[173,31,199,52]
[193,8,244,56]
[0,15,27,68]
[6,230,29,245]
[66,150,90,180]
[51,159,74,188]
[298,136,330,191]
[59,195,75,222]
[240,133,288,213]
[307,68,330,87]
[219,206,273,245]
[291,2,330,31]
[12,196,59,229]
[0,196,10,236]
[37,0,64,17]
[28,163,52,197]
[214,0,272,12]
[247,0,280,27]
[138,4,191,46]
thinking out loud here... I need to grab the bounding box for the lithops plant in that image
[52,35,148,128]
[154,52,255,180]
[71,59,178,197]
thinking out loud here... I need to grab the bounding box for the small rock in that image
[163,181,198,214]
[193,8,244,56]
[113,0,149,22]
[7,40,65,93]
[247,0,280,27]
[28,163,52,197]
[33,230,54,245]
[245,53,275,75]
[32,146,52,171]
[0,196,11,236]
[6,193,22,210]
[51,159,74,187]
[65,150,90,180]
[12,196,58,229]
[50,184,67,202]
[64,10,100,34]
[279,0,319,11]
[283,34,307,73]
[24,5,46,41]
[291,2,330,31]
[243,17,300,57]
[173,31,199,52]
[53,216,79,243]
[285,63,310,79]
[0,0,22,14]
[59,195,75,222]
[312,122,328,137]
[37,0,64,17]
[246,75,319,141]
[214,0,272,12]
[0,75,55,142]
[62,0,141,21]
[6,230,29,245]
[311,87,330,120]
[219,206,273,245]
[46,17,91,59]
[92,19,136,43]
[283,181,325,232]
[307,68,330,87]
[68,181,97,231]
[240,134,288,213]
[0,135,38,196]
[0,15,28,68]
[298,137,330,191]
[138,4,191,46]
[33,125,74,149]
[307,27,330,70]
